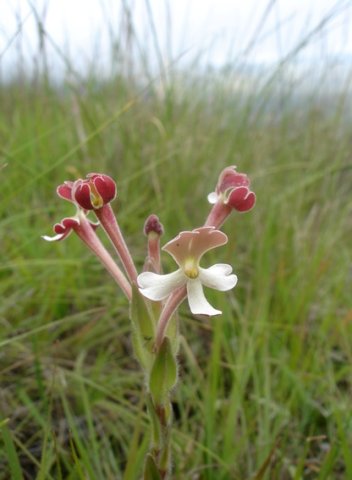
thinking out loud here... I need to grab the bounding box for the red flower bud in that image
[208,166,256,213]
[143,214,164,273]
[73,173,117,210]
[205,166,256,228]
[144,214,164,236]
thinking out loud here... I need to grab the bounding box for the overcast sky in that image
[1,0,351,78]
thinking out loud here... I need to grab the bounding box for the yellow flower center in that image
[183,258,199,279]
[89,182,104,209]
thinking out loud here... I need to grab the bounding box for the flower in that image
[208,165,255,212]
[56,173,116,209]
[72,173,116,210]
[205,166,256,229]
[41,213,98,242]
[56,173,137,282]
[138,227,237,316]
[42,208,132,300]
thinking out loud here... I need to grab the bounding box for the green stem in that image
[146,395,172,479]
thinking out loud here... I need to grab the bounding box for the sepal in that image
[56,181,74,202]
[41,217,79,241]
[42,215,99,242]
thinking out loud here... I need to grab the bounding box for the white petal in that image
[138,269,186,301]
[203,263,233,275]
[187,279,221,316]
[41,234,65,242]
[199,264,237,291]
[207,192,218,204]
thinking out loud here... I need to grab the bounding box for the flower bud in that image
[73,173,117,210]
[205,166,256,228]
[143,214,164,274]
[144,214,164,237]
[209,165,256,213]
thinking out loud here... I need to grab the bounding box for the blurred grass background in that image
[1,1,352,479]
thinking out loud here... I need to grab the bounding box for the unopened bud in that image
[73,173,117,210]
[144,214,164,273]
[205,166,256,228]
[144,214,164,237]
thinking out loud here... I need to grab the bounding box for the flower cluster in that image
[43,167,255,340]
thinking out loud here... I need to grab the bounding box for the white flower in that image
[137,227,237,316]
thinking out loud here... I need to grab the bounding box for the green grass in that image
[1,5,352,479]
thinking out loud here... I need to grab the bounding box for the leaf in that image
[1,422,24,480]
[130,285,155,347]
[149,337,178,405]
[130,285,156,369]
[253,439,279,480]
[143,454,162,480]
